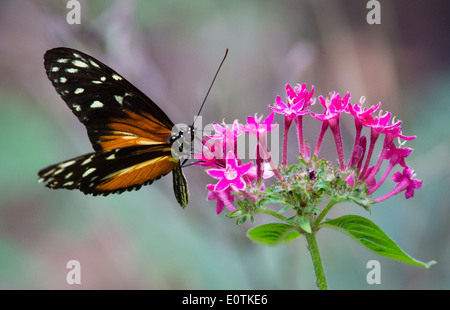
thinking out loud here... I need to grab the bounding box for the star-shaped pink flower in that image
[241,112,278,136]
[311,91,350,123]
[206,152,252,192]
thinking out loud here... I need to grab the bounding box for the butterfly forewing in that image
[44,47,174,152]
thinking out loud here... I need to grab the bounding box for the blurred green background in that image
[0,0,448,289]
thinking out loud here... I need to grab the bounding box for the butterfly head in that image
[168,124,196,162]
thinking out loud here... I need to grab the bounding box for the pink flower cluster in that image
[197,83,422,213]
[195,115,280,213]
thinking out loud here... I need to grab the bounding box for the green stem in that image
[314,198,340,227]
[256,207,288,222]
[305,232,328,290]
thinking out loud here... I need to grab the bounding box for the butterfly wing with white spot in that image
[38,144,178,196]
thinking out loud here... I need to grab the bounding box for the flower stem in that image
[305,232,328,290]
[282,117,292,166]
[314,198,339,227]
[295,115,305,156]
[313,121,329,157]
[330,119,345,171]
[256,207,288,222]
[259,133,284,182]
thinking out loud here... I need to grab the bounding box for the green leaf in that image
[320,215,436,268]
[278,205,294,214]
[299,216,312,233]
[314,181,330,191]
[307,205,321,214]
[226,210,241,219]
[285,215,298,224]
[346,189,372,212]
[262,194,283,204]
[257,198,271,207]
[247,223,301,246]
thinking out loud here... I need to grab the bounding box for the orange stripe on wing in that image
[99,135,168,150]
[96,155,178,191]
[99,110,173,151]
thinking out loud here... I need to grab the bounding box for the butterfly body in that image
[38,47,190,208]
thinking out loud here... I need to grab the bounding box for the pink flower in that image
[374,167,423,203]
[311,92,350,170]
[206,120,242,160]
[366,143,413,195]
[206,152,252,191]
[206,184,235,214]
[360,109,415,179]
[370,111,400,134]
[311,92,350,123]
[385,144,413,168]
[269,83,314,120]
[391,167,423,199]
[247,162,274,182]
[370,110,416,143]
[241,112,284,181]
[241,112,278,136]
[345,171,355,187]
[288,83,315,109]
[364,166,377,189]
[345,97,380,127]
[347,136,366,169]
[206,120,241,141]
[346,97,378,170]
[362,112,416,180]
[269,83,315,162]
[195,139,223,167]
[269,96,308,120]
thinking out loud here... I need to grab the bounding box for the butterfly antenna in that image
[193,48,228,126]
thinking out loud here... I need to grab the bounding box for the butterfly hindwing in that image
[38,145,179,196]
[44,47,174,152]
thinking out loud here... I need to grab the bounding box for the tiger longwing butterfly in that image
[38,47,225,208]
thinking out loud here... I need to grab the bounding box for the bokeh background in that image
[0,0,449,289]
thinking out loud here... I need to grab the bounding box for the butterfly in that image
[38,47,201,208]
